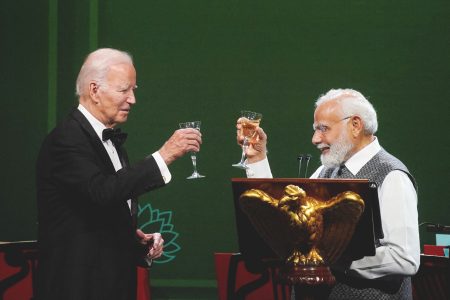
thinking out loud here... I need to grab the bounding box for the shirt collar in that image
[77,104,108,141]
[344,137,381,175]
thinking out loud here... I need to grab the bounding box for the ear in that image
[89,82,100,103]
[350,115,363,137]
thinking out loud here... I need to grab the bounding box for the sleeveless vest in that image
[318,148,416,299]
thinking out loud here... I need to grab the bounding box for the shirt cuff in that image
[245,158,273,178]
[152,151,171,183]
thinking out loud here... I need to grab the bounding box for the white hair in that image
[315,88,378,135]
[75,48,133,97]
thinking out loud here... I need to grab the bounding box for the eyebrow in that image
[117,84,138,90]
[313,122,328,130]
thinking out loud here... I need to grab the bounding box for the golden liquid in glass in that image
[241,119,260,139]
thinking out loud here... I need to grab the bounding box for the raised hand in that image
[236,117,268,164]
[158,128,202,165]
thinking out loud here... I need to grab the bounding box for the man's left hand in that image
[136,229,164,259]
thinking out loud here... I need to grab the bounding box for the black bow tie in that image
[102,128,128,147]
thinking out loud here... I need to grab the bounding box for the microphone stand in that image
[297,154,312,178]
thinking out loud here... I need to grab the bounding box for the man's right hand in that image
[236,118,268,163]
[158,128,202,165]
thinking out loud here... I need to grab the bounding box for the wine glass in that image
[232,110,263,169]
[179,121,205,179]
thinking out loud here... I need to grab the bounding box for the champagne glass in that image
[179,121,205,179]
[232,110,263,169]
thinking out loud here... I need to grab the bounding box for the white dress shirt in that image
[246,138,420,279]
[78,104,172,209]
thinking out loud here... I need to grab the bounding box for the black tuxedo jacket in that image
[36,108,165,300]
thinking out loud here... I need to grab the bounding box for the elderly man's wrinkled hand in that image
[158,128,202,165]
[136,229,164,259]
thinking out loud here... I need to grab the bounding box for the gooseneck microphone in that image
[297,155,304,178]
[297,154,312,178]
[304,154,312,178]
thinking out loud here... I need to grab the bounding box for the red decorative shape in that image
[214,253,291,300]
[137,266,151,300]
[423,245,446,256]
[0,251,35,300]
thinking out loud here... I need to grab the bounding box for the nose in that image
[127,90,136,105]
[312,130,322,145]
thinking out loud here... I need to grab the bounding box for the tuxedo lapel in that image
[117,146,139,228]
[70,108,116,173]
[116,145,129,168]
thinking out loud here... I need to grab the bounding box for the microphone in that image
[304,154,312,178]
[297,154,312,178]
[419,222,450,233]
[297,155,304,178]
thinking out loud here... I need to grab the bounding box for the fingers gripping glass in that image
[232,111,263,169]
[179,121,205,179]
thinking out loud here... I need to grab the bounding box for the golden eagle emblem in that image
[239,184,365,272]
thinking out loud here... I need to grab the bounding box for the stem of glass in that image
[238,137,249,165]
[190,152,199,175]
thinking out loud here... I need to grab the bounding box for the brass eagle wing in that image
[314,191,365,264]
[239,189,307,259]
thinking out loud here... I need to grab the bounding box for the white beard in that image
[318,132,353,168]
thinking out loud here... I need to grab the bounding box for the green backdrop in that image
[1,1,449,298]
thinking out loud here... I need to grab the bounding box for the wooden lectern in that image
[231,178,382,299]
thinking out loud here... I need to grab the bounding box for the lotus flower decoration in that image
[138,203,181,264]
